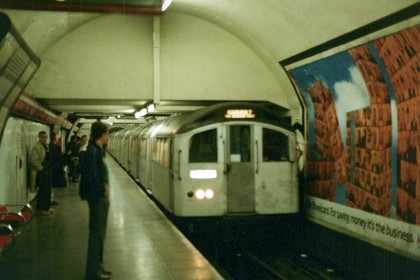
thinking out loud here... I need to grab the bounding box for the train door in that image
[225,125,255,213]
[123,132,130,168]
[147,138,155,193]
[128,136,136,174]
[168,139,174,211]
[13,120,24,203]
[254,126,299,214]
[139,138,149,186]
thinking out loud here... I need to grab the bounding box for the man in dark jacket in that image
[67,135,79,181]
[80,121,111,280]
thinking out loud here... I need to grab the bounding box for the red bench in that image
[0,204,33,232]
[0,224,14,254]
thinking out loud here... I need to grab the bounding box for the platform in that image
[0,156,224,280]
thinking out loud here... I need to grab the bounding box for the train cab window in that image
[263,128,288,161]
[230,125,250,162]
[189,129,217,163]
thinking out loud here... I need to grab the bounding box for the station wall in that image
[289,26,419,260]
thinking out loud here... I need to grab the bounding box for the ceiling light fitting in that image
[134,103,156,119]
[162,0,173,12]
[147,103,155,112]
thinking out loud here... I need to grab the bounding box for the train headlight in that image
[191,189,214,200]
[205,189,214,199]
[195,189,205,200]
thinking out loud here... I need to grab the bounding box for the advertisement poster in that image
[289,26,419,259]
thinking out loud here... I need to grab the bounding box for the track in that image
[118,159,418,280]
[174,216,344,280]
[119,159,340,279]
[116,159,343,279]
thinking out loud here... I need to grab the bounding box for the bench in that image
[0,204,33,233]
[0,224,15,254]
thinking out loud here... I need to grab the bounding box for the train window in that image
[230,125,250,162]
[189,129,217,163]
[152,137,170,167]
[263,128,288,161]
[162,138,170,168]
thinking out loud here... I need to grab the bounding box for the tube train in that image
[108,102,301,217]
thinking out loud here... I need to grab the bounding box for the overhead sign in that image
[225,109,255,119]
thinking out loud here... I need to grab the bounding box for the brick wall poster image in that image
[289,25,420,258]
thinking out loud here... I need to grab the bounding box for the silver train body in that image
[0,117,50,205]
[108,102,299,217]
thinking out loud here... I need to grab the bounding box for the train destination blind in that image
[224,109,255,119]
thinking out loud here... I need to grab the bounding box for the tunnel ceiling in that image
[0,0,417,123]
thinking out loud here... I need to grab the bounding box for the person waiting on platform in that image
[79,135,88,152]
[63,146,73,181]
[49,133,65,206]
[79,122,112,280]
[67,135,81,182]
[30,131,54,215]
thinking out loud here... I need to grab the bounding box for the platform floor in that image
[0,156,223,280]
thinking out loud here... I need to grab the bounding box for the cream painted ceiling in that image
[0,0,417,122]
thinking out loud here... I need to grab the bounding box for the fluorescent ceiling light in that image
[162,0,173,11]
[139,108,147,117]
[147,104,155,112]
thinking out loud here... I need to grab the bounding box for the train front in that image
[170,103,300,217]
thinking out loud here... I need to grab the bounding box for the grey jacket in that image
[29,141,46,191]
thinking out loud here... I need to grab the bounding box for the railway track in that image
[123,161,344,279]
[175,216,344,280]
[239,249,341,280]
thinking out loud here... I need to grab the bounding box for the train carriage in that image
[109,102,300,217]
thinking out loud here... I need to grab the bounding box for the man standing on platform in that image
[79,121,112,280]
[30,131,53,215]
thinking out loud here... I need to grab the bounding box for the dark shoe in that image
[51,200,59,206]
[102,268,112,276]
